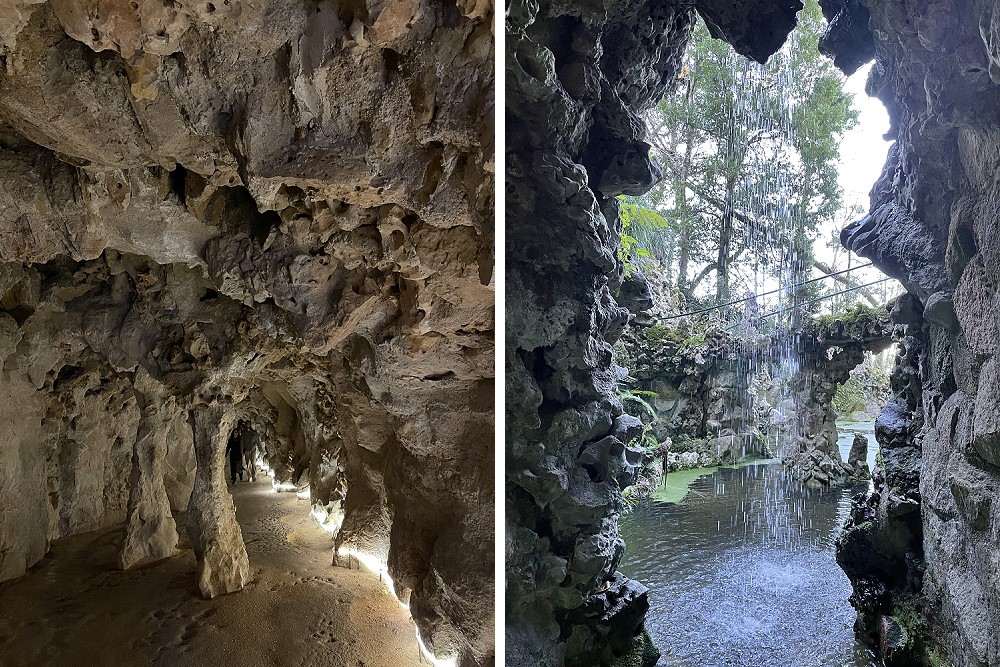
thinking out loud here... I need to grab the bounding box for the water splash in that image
[623,12,883,664]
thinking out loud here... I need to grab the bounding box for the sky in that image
[836,63,892,213]
[809,61,903,311]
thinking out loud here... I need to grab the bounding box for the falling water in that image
[621,12,881,667]
[684,16,820,467]
[620,462,877,667]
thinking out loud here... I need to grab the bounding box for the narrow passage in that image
[0,475,425,667]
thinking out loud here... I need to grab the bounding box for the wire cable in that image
[659,262,876,321]
[724,278,893,331]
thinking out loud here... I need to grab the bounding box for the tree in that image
[638,0,858,321]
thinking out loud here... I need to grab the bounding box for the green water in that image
[651,458,781,504]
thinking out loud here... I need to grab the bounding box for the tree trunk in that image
[675,77,696,291]
[716,173,736,303]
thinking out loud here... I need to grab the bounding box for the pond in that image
[619,459,879,667]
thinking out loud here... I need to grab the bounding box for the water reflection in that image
[619,462,878,667]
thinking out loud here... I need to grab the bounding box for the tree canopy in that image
[622,0,859,324]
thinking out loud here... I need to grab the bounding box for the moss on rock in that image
[610,628,660,667]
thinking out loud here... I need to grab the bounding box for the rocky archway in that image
[780,304,893,484]
[0,2,494,665]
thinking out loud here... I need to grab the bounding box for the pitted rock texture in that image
[695,0,803,65]
[0,2,493,665]
[505,2,792,665]
[826,1,1000,664]
[618,298,890,483]
[118,373,183,570]
[187,403,249,597]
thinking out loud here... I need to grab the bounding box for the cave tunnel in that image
[507,0,1000,666]
[0,1,495,666]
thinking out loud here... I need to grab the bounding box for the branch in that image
[688,263,716,291]
[812,260,881,307]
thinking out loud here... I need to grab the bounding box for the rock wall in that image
[782,305,892,485]
[0,2,494,665]
[617,313,767,464]
[618,301,891,484]
[505,1,799,664]
[823,0,1000,664]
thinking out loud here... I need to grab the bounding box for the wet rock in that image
[972,356,1000,468]
[848,433,870,479]
[506,0,792,663]
[610,627,659,667]
[782,306,893,484]
[817,0,875,75]
[827,0,1000,662]
[879,615,909,662]
[922,291,958,331]
[694,0,803,65]
[617,321,769,463]
[618,273,655,315]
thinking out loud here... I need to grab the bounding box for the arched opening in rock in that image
[0,2,494,665]
[507,0,993,664]
[830,348,894,471]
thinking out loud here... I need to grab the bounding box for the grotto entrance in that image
[0,467,426,667]
[506,0,904,663]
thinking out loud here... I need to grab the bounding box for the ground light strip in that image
[268,476,457,667]
[335,547,458,667]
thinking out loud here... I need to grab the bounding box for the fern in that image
[618,197,671,276]
[619,390,657,420]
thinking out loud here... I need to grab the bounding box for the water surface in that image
[620,462,878,667]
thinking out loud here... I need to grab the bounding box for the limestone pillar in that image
[186,403,249,598]
[118,386,180,569]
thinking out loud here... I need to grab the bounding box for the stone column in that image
[784,345,862,484]
[118,383,180,569]
[186,403,249,598]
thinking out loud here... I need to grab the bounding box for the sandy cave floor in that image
[0,477,426,667]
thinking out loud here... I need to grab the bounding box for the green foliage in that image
[833,376,867,416]
[642,324,674,347]
[621,485,643,511]
[641,324,706,351]
[619,197,671,276]
[834,353,891,419]
[887,599,953,667]
[640,0,857,310]
[620,389,657,421]
[619,389,660,450]
[669,435,709,454]
[814,302,886,328]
